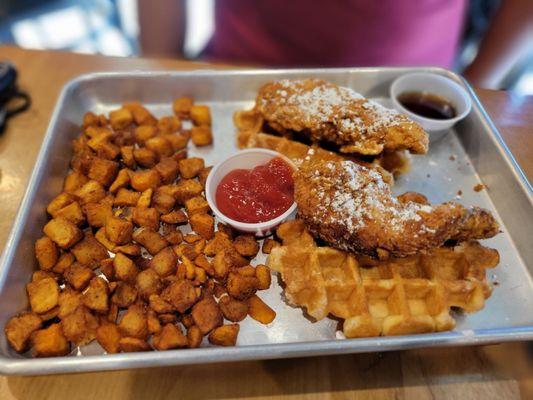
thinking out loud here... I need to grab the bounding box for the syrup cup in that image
[390,72,472,142]
[205,148,297,236]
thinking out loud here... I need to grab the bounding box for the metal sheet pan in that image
[1,68,532,375]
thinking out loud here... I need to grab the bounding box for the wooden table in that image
[0,46,531,400]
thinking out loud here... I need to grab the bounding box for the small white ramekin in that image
[205,148,297,236]
[390,72,472,142]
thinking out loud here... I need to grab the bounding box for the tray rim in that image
[1,66,532,375]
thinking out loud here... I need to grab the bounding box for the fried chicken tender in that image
[254,79,428,156]
[294,160,499,257]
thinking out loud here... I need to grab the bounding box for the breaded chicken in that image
[255,79,428,156]
[294,160,499,257]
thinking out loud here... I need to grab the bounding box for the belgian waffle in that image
[268,220,499,338]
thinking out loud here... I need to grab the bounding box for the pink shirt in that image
[203,0,467,68]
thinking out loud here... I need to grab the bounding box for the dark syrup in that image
[398,92,456,120]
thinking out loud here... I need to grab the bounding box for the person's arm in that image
[464,0,533,88]
[137,0,187,58]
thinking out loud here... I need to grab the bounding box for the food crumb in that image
[449,155,456,161]
[457,190,462,196]
[474,183,486,192]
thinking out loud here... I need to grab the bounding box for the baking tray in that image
[0,68,532,375]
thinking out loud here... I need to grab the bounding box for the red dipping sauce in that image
[215,157,294,223]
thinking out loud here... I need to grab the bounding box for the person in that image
[137,0,532,88]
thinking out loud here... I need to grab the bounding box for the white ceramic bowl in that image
[205,148,297,236]
[390,72,472,141]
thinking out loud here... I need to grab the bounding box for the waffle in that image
[268,220,499,338]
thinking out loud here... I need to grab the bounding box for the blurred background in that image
[0,0,531,94]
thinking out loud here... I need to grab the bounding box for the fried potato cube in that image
[162,280,198,313]
[184,196,209,216]
[109,168,131,193]
[31,270,54,283]
[165,133,189,151]
[96,321,122,354]
[184,234,202,244]
[132,207,160,230]
[148,294,174,314]
[115,243,142,257]
[227,271,258,300]
[111,282,138,307]
[150,247,177,277]
[119,304,148,339]
[64,171,89,193]
[255,264,272,290]
[114,188,141,207]
[161,212,186,227]
[262,238,280,254]
[204,232,233,257]
[133,147,158,168]
[219,295,248,322]
[136,269,162,299]
[71,235,108,268]
[152,189,176,214]
[130,169,161,192]
[43,217,83,249]
[233,235,259,258]
[53,252,75,274]
[191,126,213,147]
[74,180,106,205]
[178,157,205,179]
[146,136,173,158]
[137,188,153,208]
[208,324,239,347]
[58,288,81,318]
[132,227,168,255]
[82,277,109,313]
[134,125,157,144]
[181,314,194,328]
[109,107,133,130]
[26,276,59,314]
[31,323,69,357]
[185,325,201,348]
[47,192,75,217]
[113,253,139,283]
[155,157,180,184]
[61,305,98,345]
[105,216,133,245]
[88,157,119,187]
[190,105,211,126]
[95,227,116,252]
[83,201,113,228]
[173,97,193,118]
[213,248,248,279]
[248,294,276,324]
[194,254,215,276]
[55,201,85,225]
[120,145,136,169]
[174,179,203,204]
[198,166,212,188]
[157,115,182,134]
[152,323,188,350]
[35,236,58,271]
[191,297,223,335]
[5,312,42,353]
[189,213,214,240]
[65,263,95,291]
[173,243,199,261]
[124,101,157,126]
[82,111,99,128]
[119,337,151,352]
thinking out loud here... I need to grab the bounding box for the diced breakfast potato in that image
[190,105,211,126]
[191,126,213,147]
[35,236,58,271]
[172,97,193,118]
[152,323,187,350]
[247,294,276,324]
[178,157,205,179]
[5,312,42,353]
[43,218,83,249]
[189,213,214,240]
[208,324,239,347]
[31,323,70,357]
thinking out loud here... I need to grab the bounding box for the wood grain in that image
[0,45,531,400]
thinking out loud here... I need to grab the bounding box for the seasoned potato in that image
[35,236,58,271]
[191,126,213,147]
[132,207,160,230]
[166,133,189,151]
[95,227,116,252]
[137,188,153,208]
[111,282,138,308]
[145,136,173,158]
[88,157,119,187]
[184,234,202,244]
[71,235,108,268]
[114,243,142,257]
[262,238,280,254]
[74,180,106,205]
[204,232,233,256]
[147,309,162,335]
[208,324,239,347]
[136,269,162,299]
[96,321,122,354]
[113,253,139,283]
[119,337,151,353]
[31,323,70,357]
[109,168,131,193]
[172,97,193,118]
[157,115,181,135]
[173,243,199,261]
[226,271,258,300]
[213,282,227,298]
[247,294,276,324]
[189,213,214,240]
[132,227,168,255]
[187,325,203,348]
[83,201,113,228]
[198,166,212,189]
[152,323,188,350]
[43,217,83,249]
[161,280,198,313]
[114,188,141,207]
[160,209,188,224]
[213,248,248,279]
[174,179,203,204]
[118,304,148,339]
[64,171,89,193]
[190,105,211,126]
[27,277,59,314]
[219,295,248,322]
[150,247,177,277]
[58,288,81,318]
[134,125,157,144]
[255,264,272,290]
[4,312,42,353]
[181,314,194,328]
[61,305,98,345]
[152,188,176,214]
[47,192,75,217]
[124,101,157,126]
[133,147,158,168]
[120,145,136,169]
[105,216,133,245]
[191,296,223,335]
[54,202,84,227]
[184,196,210,216]
[109,107,133,130]
[82,277,109,313]
[65,263,95,291]
[154,157,179,184]
[178,157,205,179]
[233,235,259,258]
[52,251,75,274]
[148,294,174,314]
[130,169,161,192]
